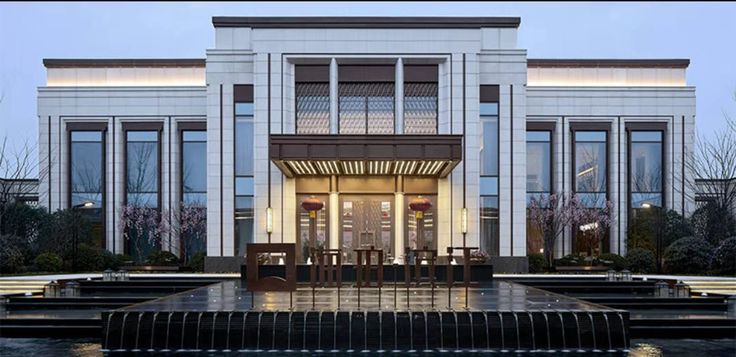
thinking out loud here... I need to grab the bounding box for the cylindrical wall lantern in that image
[461,207,468,234]
[44,281,60,298]
[266,207,273,234]
[655,281,670,297]
[64,281,80,297]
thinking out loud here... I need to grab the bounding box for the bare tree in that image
[0,136,43,231]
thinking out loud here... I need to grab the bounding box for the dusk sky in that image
[1,2,735,173]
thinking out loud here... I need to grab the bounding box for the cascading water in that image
[134,312,143,350]
[149,311,159,351]
[572,312,583,351]
[603,313,612,351]
[527,311,536,351]
[618,312,628,349]
[498,311,505,351]
[587,312,598,351]
[180,312,189,350]
[556,312,566,351]
[512,311,520,350]
[119,312,130,351]
[542,312,551,350]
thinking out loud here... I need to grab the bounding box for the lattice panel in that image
[296,82,330,134]
[404,82,438,134]
[339,82,395,134]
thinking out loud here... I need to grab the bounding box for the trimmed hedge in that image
[663,237,712,275]
[626,248,655,273]
[598,253,628,270]
[146,251,180,266]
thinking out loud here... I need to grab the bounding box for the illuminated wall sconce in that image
[461,207,468,234]
[266,207,273,234]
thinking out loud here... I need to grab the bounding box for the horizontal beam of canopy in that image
[269,134,462,178]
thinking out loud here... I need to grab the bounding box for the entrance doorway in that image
[340,195,394,264]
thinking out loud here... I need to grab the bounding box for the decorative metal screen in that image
[296,82,330,134]
[339,82,395,134]
[404,82,438,134]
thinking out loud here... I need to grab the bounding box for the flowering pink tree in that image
[168,203,206,263]
[573,200,614,258]
[527,193,587,269]
[119,204,168,262]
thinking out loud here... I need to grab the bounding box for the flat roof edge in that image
[528,59,690,68]
[212,16,521,28]
[43,58,206,68]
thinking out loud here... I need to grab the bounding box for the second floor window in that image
[126,130,159,208]
[339,82,395,134]
[630,130,663,208]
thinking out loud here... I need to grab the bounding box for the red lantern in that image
[409,196,432,219]
[301,196,324,218]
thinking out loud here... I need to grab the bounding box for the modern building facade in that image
[37,16,696,272]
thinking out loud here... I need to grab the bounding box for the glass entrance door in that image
[340,195,394,264]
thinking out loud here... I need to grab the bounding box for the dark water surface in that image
[0,338,734,356]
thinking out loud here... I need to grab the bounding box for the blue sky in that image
[1,2,734,166]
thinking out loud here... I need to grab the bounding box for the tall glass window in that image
[629,131,663,208]
[480,102,499,256]
[574,131,608,208]
[235,102,254,255]
[125,130,160,260]
[339,82,395,134]
[573,130,608,255]
[70,130,105,248]
[526,130,552,254]
[180,130,207,260]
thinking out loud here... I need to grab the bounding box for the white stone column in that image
[394,191,405,263]
[329,186,340,250]
[329,58,339,134]
[395,58,404,134]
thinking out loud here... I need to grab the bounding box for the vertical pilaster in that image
[329,58,339,134]
[395,58,404,134]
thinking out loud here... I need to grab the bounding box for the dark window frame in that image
[179,123,207,206]
[67,123,107,250]
[480,89,500,257]
[570,122,611,254]
[122,122,163,257]
[234,91,255,256]
[626,122,667,224]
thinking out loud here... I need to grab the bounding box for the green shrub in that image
[555,254,586,267]
[34,252,63,272]
[189,251,206,272]
[663,237,712,275]
[626,248,656,273]
[598,253,628,270]
[527,253,546,273]
[710,237,736,275]
[99,251,133,270]
[146,250,180,266]
[0,235,25,273]
[75,244,104,271]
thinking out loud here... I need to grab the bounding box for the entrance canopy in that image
[270,134,462,178]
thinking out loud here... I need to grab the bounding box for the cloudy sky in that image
[1,2,734,168]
